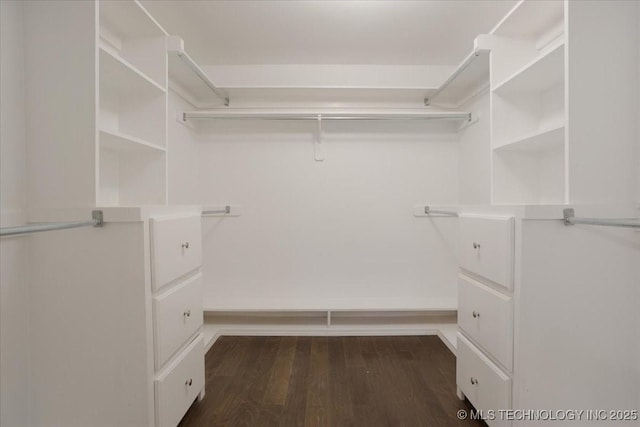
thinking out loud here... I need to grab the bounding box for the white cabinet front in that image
[153,272,204,369]
[457,333,511,427]
[458,274,513,370]
[150,215,202,291]
[458,215,514,290]
[155,335,205,427]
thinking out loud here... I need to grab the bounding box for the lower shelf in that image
[202,310,458,355]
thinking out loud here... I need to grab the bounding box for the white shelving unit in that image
[97,0,168,207]
[490,0,637,206]
[26,0,170,211]
[99,0,167,89]
[490,1,566,205]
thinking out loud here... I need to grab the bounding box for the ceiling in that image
[141,1,516,66]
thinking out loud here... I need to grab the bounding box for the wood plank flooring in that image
[178,336,484,427]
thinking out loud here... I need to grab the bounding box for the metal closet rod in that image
[183,111,472,121]
[563,208,640,229]
[0,210,104,237]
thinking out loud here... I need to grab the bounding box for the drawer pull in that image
[185,378,193,387]
[473,242,480,249]
[184,309,191,318]
[470,377,478,385]
[181,242,190,249]
[472,311,480,318]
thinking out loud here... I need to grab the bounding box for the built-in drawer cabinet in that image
[458,274,513,370]
[153,272,204,369]
[155,335,205,427]
[458,215,514,290]
[150,215,202,291]
[457,333,511,427]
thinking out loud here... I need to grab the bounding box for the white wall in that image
[0,2,30,426]
[167,90,201,205]
[457,90,491,205]
[179,104,461,309]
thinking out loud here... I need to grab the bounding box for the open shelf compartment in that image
[99,0,167,89]
[99,48,166,149]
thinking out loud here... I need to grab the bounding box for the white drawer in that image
[459,215,514,290]
[457,333,511,427]
[151,215,202,291]
[458,274,513,370]
[155,335,204,427]
[153,273,204,369]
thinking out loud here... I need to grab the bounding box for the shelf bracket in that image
[92,210,104,227]
[314,114,325,161]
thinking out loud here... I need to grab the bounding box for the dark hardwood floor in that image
[179,335,484,427]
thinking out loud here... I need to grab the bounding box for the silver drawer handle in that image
[473,242,480,249]
[184,309,191,318]
[472,311,480,318]
[470,377,478,385]
[181,242,190,249]
[185,378,193,387]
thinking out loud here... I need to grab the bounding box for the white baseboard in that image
[202,318,458,355]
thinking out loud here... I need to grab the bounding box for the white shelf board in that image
[202,297,457,312]
[427,49,490,108]
[99,129,166,153]
[494,124,565,152]
[168,52,227,108]
[491,0,564,41]
[99,0,167,40]
[99,47,166,94]
[493,41,564,94]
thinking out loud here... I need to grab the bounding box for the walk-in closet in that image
[1,1,639,426]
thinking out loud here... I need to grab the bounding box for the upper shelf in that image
[491,0,564,44]
[492,41,564,95]
[99,46,166,95]
[167,36,229,108]
[425,35,491,109]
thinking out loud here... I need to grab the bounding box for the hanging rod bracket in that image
[423,206,459,217]
[92,210,104,227]
[202,205,231,216]
[563,208,575,226]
